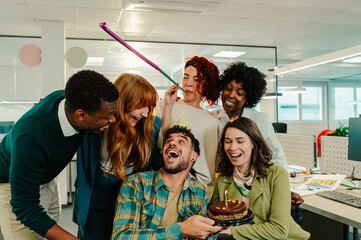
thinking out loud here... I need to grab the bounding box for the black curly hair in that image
[220,61,267,108]
[164,125,200,156]
[64,70,119,113]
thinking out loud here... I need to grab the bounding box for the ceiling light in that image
[284,87,306,94]
[343,57,361,63]
[274,43,361,75]
[133,6,202,14]
[262,92,283,99]
[213,51,245,58]
[85,57,104,67]
[123,0,221,14]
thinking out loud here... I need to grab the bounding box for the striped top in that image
[112,170,209,240]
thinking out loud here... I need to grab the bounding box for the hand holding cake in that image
[179,215,223,239]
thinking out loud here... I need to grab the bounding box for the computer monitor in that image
[348,117,361,162]
[272,122,287,133]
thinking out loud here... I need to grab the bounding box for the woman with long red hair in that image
[73,73,161,240]
[157,56,221,191]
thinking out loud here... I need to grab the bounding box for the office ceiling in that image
[1,0,361,82]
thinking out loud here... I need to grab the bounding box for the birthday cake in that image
[208,200,247,221]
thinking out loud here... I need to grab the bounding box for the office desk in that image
[302,189,361,230]
[291,175,361,239]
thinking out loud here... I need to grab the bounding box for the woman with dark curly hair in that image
[212,61,288,170]
[157,56,221,189]
[211,117,310,239]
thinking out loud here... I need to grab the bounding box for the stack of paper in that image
[291,174,346,196]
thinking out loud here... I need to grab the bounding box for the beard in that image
[162,158,190,174]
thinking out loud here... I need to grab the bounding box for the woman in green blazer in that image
[211,117,310,240]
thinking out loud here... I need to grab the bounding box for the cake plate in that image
[213,209,254,226]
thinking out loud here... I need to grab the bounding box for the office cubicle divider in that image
[275,133,316,169]
[320,136,361,179]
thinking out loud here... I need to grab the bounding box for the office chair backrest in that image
[272,122,287,133]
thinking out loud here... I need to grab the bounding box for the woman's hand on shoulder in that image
[291,191,304,205]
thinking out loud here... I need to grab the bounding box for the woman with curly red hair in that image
[157,56,221,190]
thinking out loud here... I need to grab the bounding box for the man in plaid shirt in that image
[112,125,223,239]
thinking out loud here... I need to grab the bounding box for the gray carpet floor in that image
[58,204,78,236]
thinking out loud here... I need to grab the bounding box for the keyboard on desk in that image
[316,191,361,208]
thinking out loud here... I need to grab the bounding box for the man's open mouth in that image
[167,150,180,158]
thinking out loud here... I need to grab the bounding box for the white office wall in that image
[287,122,328,136]
[260,99,276,122]
[41,21,65,96]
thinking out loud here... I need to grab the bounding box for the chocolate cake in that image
[208,199,247,221]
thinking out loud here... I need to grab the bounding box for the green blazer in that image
[211,165,310,240]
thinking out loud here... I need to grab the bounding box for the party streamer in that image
[99,22,184,92]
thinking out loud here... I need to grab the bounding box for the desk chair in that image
[272,122,287,133]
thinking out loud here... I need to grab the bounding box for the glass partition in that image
[0,36,42,123]
[0,36,277,123]
[66,38,277,99]
[276,51,361,128]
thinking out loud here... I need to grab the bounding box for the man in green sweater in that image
[0,70,119,240]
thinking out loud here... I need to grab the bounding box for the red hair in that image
[106,73,158,181]
[185,56,221,106]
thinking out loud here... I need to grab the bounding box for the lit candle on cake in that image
[225,190,228,207]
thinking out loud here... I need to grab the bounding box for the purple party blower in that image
[99,22,184,92]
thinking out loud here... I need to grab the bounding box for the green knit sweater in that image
[0,90,84,237]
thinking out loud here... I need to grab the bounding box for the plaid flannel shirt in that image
[112,170,209,240]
